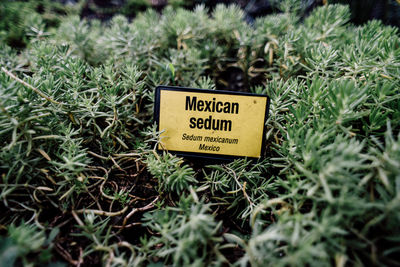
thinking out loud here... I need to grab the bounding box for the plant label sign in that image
[154,86,270,159]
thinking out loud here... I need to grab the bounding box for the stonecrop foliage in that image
[1,1,400,266]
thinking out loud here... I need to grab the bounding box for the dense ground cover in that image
[1,1,400,266]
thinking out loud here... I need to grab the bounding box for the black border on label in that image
[154,85,270,160]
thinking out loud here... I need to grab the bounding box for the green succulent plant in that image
[0,0,399,266]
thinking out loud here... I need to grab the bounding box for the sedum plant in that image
[142,196,224,266]
[0,0,399,266]
[0,223,61,266]
[145,152,197,194]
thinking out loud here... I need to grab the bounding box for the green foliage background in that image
[1,1,400,266]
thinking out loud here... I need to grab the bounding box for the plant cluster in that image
[0,0,83,49]
[1,0,399,266]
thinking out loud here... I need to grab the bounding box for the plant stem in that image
[1,67,62,105]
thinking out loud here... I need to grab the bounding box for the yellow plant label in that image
[154,86,269,159]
